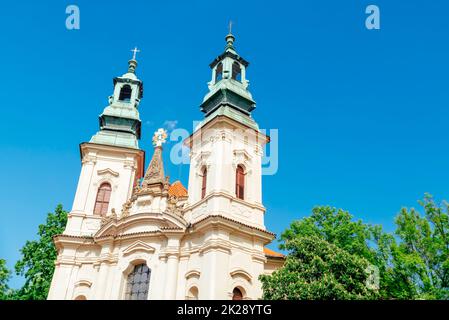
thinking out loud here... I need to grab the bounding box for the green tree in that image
[260,206,388,299]
[260,236,377,299]
[0,259,11,300]
[277,206,395,298]
[14,204,67,300]
[390,194,449,299]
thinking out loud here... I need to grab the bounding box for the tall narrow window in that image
[125,264,151,300]
[235,165,245,200]
[201,167,207,199]
[215,62,223,82]
[94,183,111,216]
[119,85,132,102]
[232,62,242,81]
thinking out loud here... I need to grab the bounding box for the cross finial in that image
[228,20,233,34]
[152,128,168,147]
[131,47,140,60]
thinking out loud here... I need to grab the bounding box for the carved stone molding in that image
[82,155,97,165]
[97,168,119,177]
[123,160,136,170]
[74,279,93,288]
[230,269,253,283]
[123,240,156,256]
[185,270,201,280]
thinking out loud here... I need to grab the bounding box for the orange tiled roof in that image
[264,247,284,258]
[168,181,188,198]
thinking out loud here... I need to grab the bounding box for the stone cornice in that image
[79,142,145,179]
[184,191,266,213]
[189,214,275,244]
[197,239,232,255]
[184,114,269,148]
[94,212,187,239]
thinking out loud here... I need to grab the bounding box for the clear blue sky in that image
[1,0,448,289]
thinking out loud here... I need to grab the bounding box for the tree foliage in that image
[13,204,67,300]
[276,206,395,298]
[261,206,385,299]
[390,194,449,299]
[260,236,377,299]
[0,259,11,300]
[261,198,449,300]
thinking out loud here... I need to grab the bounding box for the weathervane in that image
[152,128,168,147]
[131,47,140,60]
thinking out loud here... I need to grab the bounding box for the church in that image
[47,31,284,300]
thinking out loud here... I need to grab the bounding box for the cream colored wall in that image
[49,227,274,300]
[66,144,139,237]
[48,118,279,300]
[184,120,267,230]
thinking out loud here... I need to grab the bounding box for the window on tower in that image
[235,165,245,200]
[201,167,207,199]
[232,62,242,81]
[215,62,223,82]
[187,286,199,300]
[119,84,132,102]
[125,264,151,300]
[232,287,244,300]
[94,183,111,216]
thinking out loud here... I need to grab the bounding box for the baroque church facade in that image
[47,32,284,300]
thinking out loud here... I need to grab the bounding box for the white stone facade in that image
[47,34,284,300]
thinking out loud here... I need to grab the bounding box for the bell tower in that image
[90,49,143,149]
[65,51,145,236]
[184,30,269,230]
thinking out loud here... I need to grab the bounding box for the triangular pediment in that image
[97,168,119,177]
[123,240,156,256]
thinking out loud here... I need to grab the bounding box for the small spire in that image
[127,47,140,74]
[225,20,235,51]
[142,128,168,186]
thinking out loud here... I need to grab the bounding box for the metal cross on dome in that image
[131,47,140,60]
[152,128,168,147]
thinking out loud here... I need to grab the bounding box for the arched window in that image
[187,286,199,300]
[74,295,87,300]
[235,165,245,200]
[125,264,151,300]
[232,287,243,300]
[201,167,207,199]
[232,62,242,81]
[119,85,132,102]
[215,63,223,82]
[94,183,111,216]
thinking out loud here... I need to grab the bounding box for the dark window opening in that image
[201,167,207,199]
[125,264,151,300]
[119,85,132,102]
[215,63,223,82]
[232,288,243,300]
[232,62,242,81]
[235,165,245,200]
